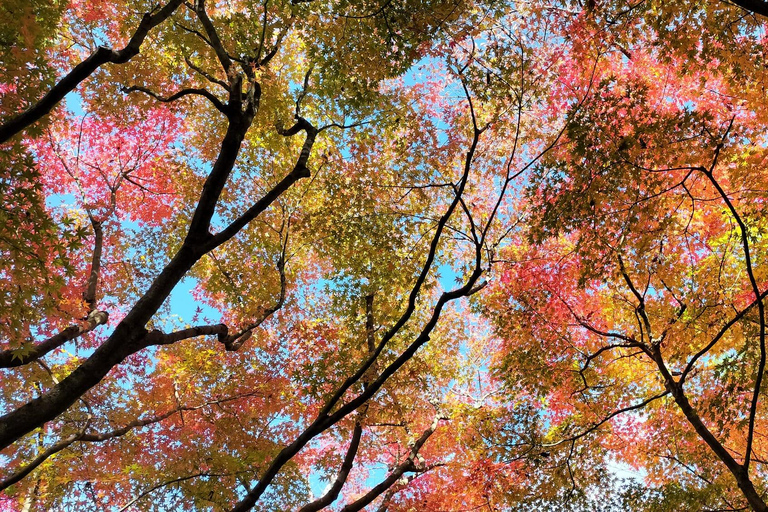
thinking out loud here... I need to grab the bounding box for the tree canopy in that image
[3,0,768,510]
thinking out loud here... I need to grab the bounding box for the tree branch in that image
[121,85,228,115]
[229,102,486,512]
[699,124,766,471]
[83,219,103,311]
[297,422,363,512]
[192,0,233,74]
[221,241,288,351]
[144,323,229,346]
[544,391,668,447]
[206,118,317,249]
[339,416,443,512]
[0,311,108,368]
[0,393,258,491]
[727,0,768,17]
[0,0,185,143]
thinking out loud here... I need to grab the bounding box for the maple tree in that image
[3,0,768,511]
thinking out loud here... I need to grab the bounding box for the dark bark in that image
[0,0,184,144]
[0,111,250,447]
[728,0,768,17]
[228,114,486,512]
[0,92,324,450]
[339,417,440,512]
[83,220,103,311]
[0,311,108,368]
[297,423,363,512]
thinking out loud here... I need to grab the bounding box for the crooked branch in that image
[121,85,228,115]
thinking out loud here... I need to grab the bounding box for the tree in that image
[3,0,768,511]
[483,1,768,510]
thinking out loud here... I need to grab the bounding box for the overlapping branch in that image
[229,82,488,512]
[297,423,363,512]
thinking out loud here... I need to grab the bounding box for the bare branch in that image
[144,323,229,346]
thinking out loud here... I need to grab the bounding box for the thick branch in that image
[654,346,768,512]
[193,0,233,74]
[0,110,258,448]
[206,118,316,249]
[83,219,103,311]
[0,0,185,143]
[144,323,229,346]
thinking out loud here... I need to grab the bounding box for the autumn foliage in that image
[3,0,768,511]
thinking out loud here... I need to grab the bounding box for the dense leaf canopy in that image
[3,0,768,510]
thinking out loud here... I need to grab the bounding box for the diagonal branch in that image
[221,236,288,351]
[0,0,185,143]
[680,288,768,385]
[229,102,487,512]
[727,0,768,17]
[206,118,317,249]
[297,422,363,512]
[192,0,233,74]
[699,125,766,471]
[543,391,668,447]
[183,54,230,90]
[0,311,108,368]
[0,393,259,491]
